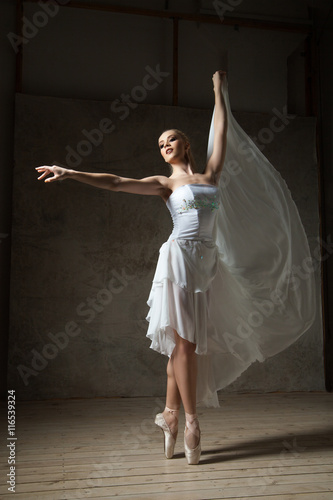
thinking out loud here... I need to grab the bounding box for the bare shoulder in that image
[144,174,173,192]
[115,174,173,199]
[153,175,174,201]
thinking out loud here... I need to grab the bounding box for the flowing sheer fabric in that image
[197,78,316,405]
[146,79,316,407]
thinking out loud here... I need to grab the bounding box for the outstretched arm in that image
[204,71,228,184]
[35,165,170,198]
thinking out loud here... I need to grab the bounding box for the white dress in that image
[146,80,316,407]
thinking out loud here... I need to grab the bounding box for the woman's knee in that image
[166,357,174,377]
[174,331,196,356]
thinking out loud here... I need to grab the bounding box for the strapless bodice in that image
[166,184,220,241]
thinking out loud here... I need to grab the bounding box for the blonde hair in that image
[160,128,197,173]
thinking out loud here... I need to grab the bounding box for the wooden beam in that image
[25,0,313,34]
[304,34,317,116]
[173,18,178,106]
[311,30,331,392]
[16,0,23,93]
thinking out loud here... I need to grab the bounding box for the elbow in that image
[109,175,121,192]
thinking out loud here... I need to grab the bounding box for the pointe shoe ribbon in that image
[184,412,201,465]
[155,407,179,459]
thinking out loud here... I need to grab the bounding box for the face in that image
[158,130,188,164]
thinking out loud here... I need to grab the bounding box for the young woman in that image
[36,71,228,465]
[36,69,315,466]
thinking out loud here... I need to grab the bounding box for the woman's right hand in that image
[212,70,226,91]
[35,165,70,183]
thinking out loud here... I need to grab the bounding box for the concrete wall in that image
[1,0,332,398]
[8,94,322,399]
[0,0,16,399]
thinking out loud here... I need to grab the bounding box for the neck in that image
[170,162,194,177]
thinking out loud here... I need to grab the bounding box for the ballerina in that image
[36,68,316,465]
[36,70,228,465]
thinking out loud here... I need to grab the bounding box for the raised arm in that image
[35,165,170,198]
[204,71,228,184]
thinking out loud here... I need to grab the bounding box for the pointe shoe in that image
[184,431,201,465]
[184,413,201,465]
[155,408,179,459]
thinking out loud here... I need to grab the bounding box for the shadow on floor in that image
[198,427,333,465]
[171,427,333,464]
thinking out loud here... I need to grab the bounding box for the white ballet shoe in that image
[155,407,179,459]
[184,413,201,465]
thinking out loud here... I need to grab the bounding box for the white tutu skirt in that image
[146,238,219,356]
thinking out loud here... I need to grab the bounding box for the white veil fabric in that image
[196,78,316,406]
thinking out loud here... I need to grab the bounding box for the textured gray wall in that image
[8,93,323,400]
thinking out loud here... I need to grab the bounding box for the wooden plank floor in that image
[1,393,332,499]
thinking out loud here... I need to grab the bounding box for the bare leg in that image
[171,330,200,449]
[172,330,197,412]
[157,329,200,461]
[166,356,181,410]
[162,356,181,436]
